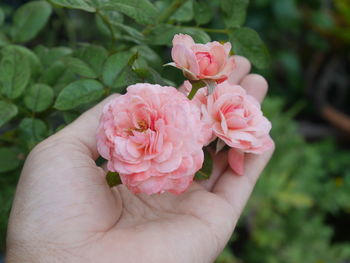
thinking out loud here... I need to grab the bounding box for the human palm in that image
[7,56,274,263]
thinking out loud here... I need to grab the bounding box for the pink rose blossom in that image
[97,83,205,195]
[171,34,235,83]
[192,81,274,175]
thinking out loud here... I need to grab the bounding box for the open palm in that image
[7,56,274,263]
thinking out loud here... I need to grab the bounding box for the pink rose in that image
[192,81,274,175]
[97,84,205,195]
[171,34,235,83]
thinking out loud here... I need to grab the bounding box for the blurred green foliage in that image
[244,98,350,263]
[247,0,350,108]
[216,0,350,262]
[0,0,349,262]
[216,97,350,262]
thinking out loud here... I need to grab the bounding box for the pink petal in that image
[228,148,244,176]
[223,42,232,56]
[212,122,232,145]
[155,153,182,173]
[172,34,195,49]
[126,140,142,159]
[154,142,173,163]
[226,115,247,129]
[135,176,167,195]
[171,45,200,77]
[219,110,228,134]
[117,159,151,174]
[219,57,236,82]
[210,44,227,69]
[191,44,210,53]
[247,135,274,154]
[166,176,193,194]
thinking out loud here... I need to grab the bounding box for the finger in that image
[54,94,119,160]
[212,143,275,217]
[228,56,251,84]
[240,74,268,103]
[198,150,228,191]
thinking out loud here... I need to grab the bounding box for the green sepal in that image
[106,171,122,187]
[195,148,213,180]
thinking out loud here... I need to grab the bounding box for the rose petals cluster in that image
[171,34,235,83]
[97,84,205,195]
[97,34,273,195]
[185,80,274,175]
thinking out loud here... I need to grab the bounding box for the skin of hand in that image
[6,56,274,263]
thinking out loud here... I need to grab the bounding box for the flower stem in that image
[188,81,206,100]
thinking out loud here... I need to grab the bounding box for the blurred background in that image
[0,0,349,262]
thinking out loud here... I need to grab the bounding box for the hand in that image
[6,56,274,263]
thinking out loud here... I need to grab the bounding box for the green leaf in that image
[0,148,21,173]
[181,27,211,43]
[278,192,314,208]
[48,47,73,60]
[35,45,72,67]
[0,8,5,27]
[0,101,18,127]
[111,21,145,41]
[49,0,96,12]
[102,51,136,87]
[75,44,108,77]
[221,0,249,27]
[0,32,10,47]
[95,10,124,37]
[40,61,66,86]
[171,0,194,22]
[230,27,270,69]
[52,68,76,94]
[131,45,163,70]
[148,25,210,46]
[11,1,52,43]
[272,0,299,21]
[145,68,174,86]
[101,0,158,25]
[311,10,335,30]
[106,171,121,187]
[96,9,144,42]
[113,66,142,93]
[133,59,172,86]
[110,52,140,92]
[195,149,213,180]
[54,79,104,110]
[193,1,212,25]
[62,111,80,124]
[0,47,31,99]
[63,57,97,78]
[24,84,54,112]
[19,118,48,149]
[2,45,42,77]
